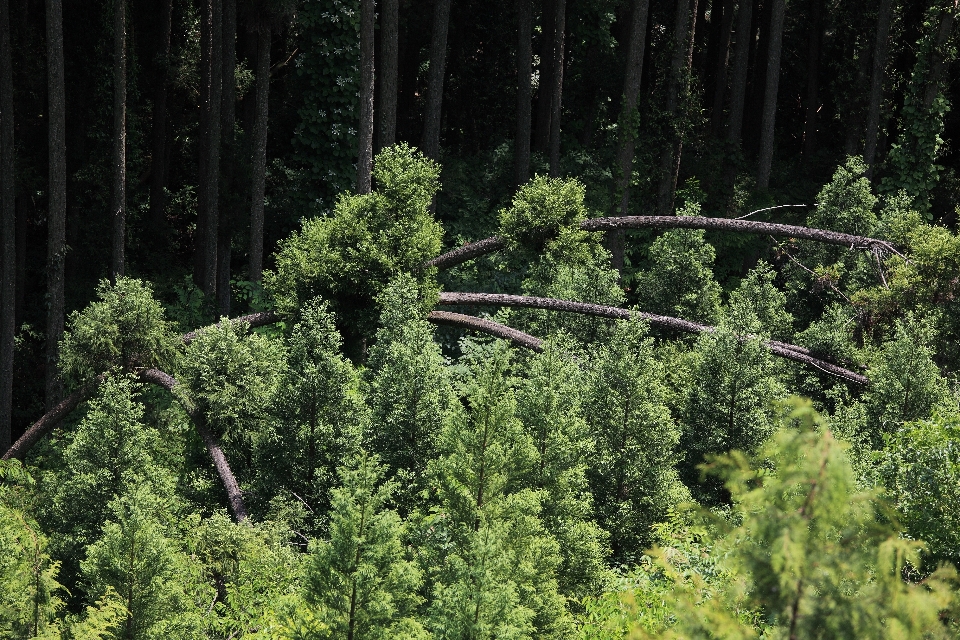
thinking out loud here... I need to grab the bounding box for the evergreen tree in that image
[583,317,684,560]
[301,451,426,639]
[428,344,569,639]
[515,337,610,600]
[365,276,452,512]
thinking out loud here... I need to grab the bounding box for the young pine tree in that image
[583,317,685,561]
[428,344,570,639]
[301,451,426,640]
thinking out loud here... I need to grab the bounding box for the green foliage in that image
[301,451,425,639]
[629,401,958,639]
[365,277,453,511]
[583,318,684,560]
[59,278,178,388]
[808,157,878,237]
[266,144,442,341]
[727,261,793,340]
[262,299,366,524]
[499,176,591,253]
[633,204,722,324]
[879,415,960,567]
[427,345,570,639]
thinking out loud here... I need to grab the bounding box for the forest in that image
[2,0,960,636]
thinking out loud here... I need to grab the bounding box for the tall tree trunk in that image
[421,0,451,160]
[726,0,753,148]
[656,0,698,215]
[756,0,785,189]
[710,0,735,137]
[801,0,821,163]
[111,0,127,280]
[378,0,399,151]
[534,0,556,153]
[45,0,66,411]
[548,0,566,176]
[217,0,237,315]
[864,0,894,175]
[248,25,270,284]
[922,6,956,109]
[515,0,533,185]
[358,0,375,192]
[196,0,222,297]
[14,196,24,328]
[611,0,651,272]
[0,0,14,452]
[147,0,173,241]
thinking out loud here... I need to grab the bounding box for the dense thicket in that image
[3,0,960,636]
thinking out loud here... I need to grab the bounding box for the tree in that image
[45,0,67,411]
[723,0,753,195]
[197,0,223,297]
[378,0,399,152]
[756,0,786,188]
[583,317,684,560]
[863,0,895,174]
[110,0,127,280]
[515,0,533,186]
[611,0,651,271]
[146,0,173,246]
[248,10,271,284]
[547,0,566,176]
[302,452,426,639]
[421,0,452,160]
[0,0,14,453]
[800,0,822,163]
[218,0,239,315]
[357,0,375,193]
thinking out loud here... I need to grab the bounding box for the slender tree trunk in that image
[726,0,753,148]
[843,40,870,155]
[111,0,127,280]
[358,0,375,192]
[656,0,698,215]
[196,0,222,297]
[534,0,556,153]
[922,6,956,109]
[147,0,173,240]
[421,0,451,160]
[248,25,270,283]
[611,0,651,272]
[14,196,24,327]
[801,0,821,163]
[515,0,533,185]
[45,0,66,411]
[756,0,785,189]
[548,0,566,176]
[217,0,237,315]
[0,0,14,452]
[864,0,894,175]
[710,0,735,136]
[378,0,399,151]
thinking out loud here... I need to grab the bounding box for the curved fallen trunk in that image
[182,310,279,344]
[436,292,869,386]
[427,310,544,352]
[424,216,903,270]
[2,375,105,461]
[139,368,248,522]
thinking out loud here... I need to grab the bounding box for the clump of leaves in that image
[499,175,591,254]
[59,278,179,388]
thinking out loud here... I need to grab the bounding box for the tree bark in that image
[110,0,127,280]
[922,6,957,109]
[435,292,869,385]
[425,215,902,270]
[710,0,736,137]
[726,0,753,149]
[515,0,533,185]
[801,0,822,163]
[421,0,451,160]
[45,0,66,411]
[534,0,556,154]
[248,24,270,283]
[611,0,652,272]
[196,0,222,297]
[378,0,399,151]
[358,0,375,192]
[427,311,544,352]
[217,0,237,316]
[863,0,894,175]
[139,368,248,522]
[147,0,173,241]
[756,0,785,189]
[656,0,698,215]
[548,0,566,176]
[0,0,14,452]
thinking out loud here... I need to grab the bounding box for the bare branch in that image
[427,310,544,352]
